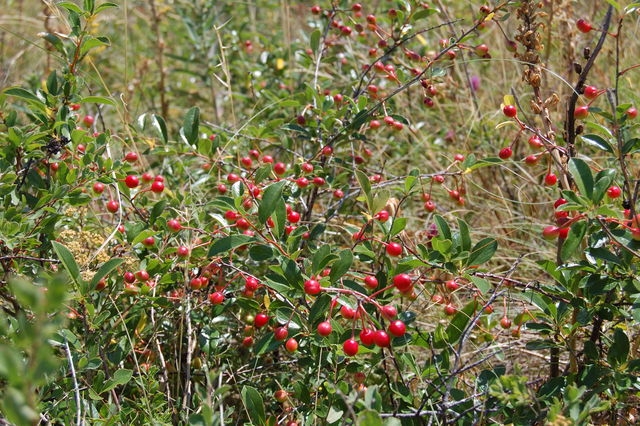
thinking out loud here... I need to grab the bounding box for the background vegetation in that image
[1,0,640,424]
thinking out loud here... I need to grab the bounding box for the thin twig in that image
[64,337,83,426]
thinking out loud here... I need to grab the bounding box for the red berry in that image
[312,177,326,186]
[135,270,150,281]
[123,271,135,283]
[240,156,253,168]
[445,280,459,291]
[274,326,288,341]
[360,328,375,346]
[524,154,539,166]
[444,303,457,316]
[607,185,622,198]
[167,219,182,232]
[388,320,406,337]
[626,107,638,119]
[544,173,558,186]
[392,273,412,292]
[363,276,378,289]
[285,338,298,353]
[295,177,309,188]
[189,277,203,290]
[301,162,314,173]
[304,279,321,295]
[262,155,274,164]
[502,105,517,118]
[500,316,512,329]
[373,330,390,347]
[424,201,436,212]
[143,236,155,247]
[343,338,359,356]
[381,305,397,320]
[369,119,381,129]
[176,245,190,258]
[124,175,139,189]
[82,115,95,127]
[498,147,513,160]
[274,389,288,403]
[311,5,321,15]
[528,135,543,148]
[374,210,390,222]
[583,85,599,99]
[106,200,119,213]
[254,313,269,328]
[274,162,287,175]
[576,19,592,33]
[242,336,254,347]
[244,276,260,291]
[151,181,165,193]
[340,305,357,320]
[124,152,138,163]
[287,211,301,223]
[92,182,105,194]
[574,105,589,119]
[209,292,224,304]
[542,225,560,240]
[317,321,332,336]
[333,189,344,199]
[385,242,403,257]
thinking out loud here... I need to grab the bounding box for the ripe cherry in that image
[360,328,375,346]
[502,105,517,118]
[82,115,95,127]
[295,177,309,188]
[244,276,260,291]
[374,210,390,222]
[576,19,592,33]
[240,156,253,168]
[254,313,269,328]
[124,175,139,189]
[574,105,589,119]
[209,292,225,305]
[284,337,298,353]
[445,280,459,291]
[424,201,436,212]
[317,321,332,336]
[542,225,560,240]
[106,200,119,213]
[123,271,135,283]
[301,162,314,173]
[385,242,403,257]
[381,305,397,320]
[343,338,359,356]
[274,389,288,403]
[287,211,301,223]
[388,320,407,337]
[340,305,358,320]
[274,326,288,341]
[626,107,638,119]
[444,303,457,316]
[93,182,105,194]
[124,152,138,162]
[304,279,321,295]
[364,275,378,289]
[528,135,543,148]
[607,185,622,198]
[498,147,513,160]
[285,338,298,353]
[151,181,165,193]
[333,189,344,199]
[167,219,182,232]
[373,330,390,347]
[176,245,190,258]
[500,316,512,329]
[189,277,203,290]
[583,85,599,99]
[274,162,287,175]
[311,5,321,14]
[544,173,558,186]
[392,273,412,292]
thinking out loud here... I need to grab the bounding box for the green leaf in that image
[241,386,266,426]
[580,134,614,153]
[258,180,286,224]
[466,238,497,267]
[81,95,116,106]
[468,275,491,294]
[389,217,406,238]
[434,215,451,240]
[568,158,594,201]
[622,137,640,154]
[94,2,119,14]
[411,8,438,21]
[181,106,200,145]
[311,244,334,275]
[102,369,133,393]
[89,258,124,290]
[592,169,616,204]
[329,249,353,283]
[560,220,588,261]
[457,218,472,252]
[355,169,373,210]
[356,410,383,426]
[57,1,84,14]
[152,114,168,144]
[443,300,479,346]
[4,87,43,104]
[208,235,255,257]
[608,328,629,368]
[310,29,321,54]
[51,241,81,287]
